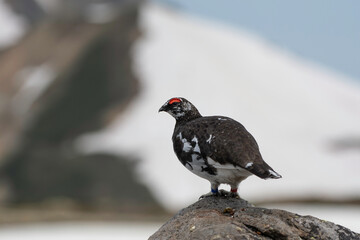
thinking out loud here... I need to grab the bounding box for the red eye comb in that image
[169,98,181,104]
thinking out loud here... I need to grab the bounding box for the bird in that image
[159,97,282,198]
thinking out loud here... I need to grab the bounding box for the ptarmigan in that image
[159,97,282,198]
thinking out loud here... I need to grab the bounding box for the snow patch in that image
[0,0,26,49]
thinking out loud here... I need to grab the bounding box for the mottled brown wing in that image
[181,116,279,179]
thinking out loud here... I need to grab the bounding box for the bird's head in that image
[159,97,201,121]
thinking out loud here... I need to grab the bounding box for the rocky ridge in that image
[150,196,359,240]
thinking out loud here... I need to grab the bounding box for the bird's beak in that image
[158,104,167,112]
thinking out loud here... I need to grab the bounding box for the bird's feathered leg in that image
[229,182,241,198]
[230,187,240,198]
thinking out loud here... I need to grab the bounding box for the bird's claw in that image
[199,191,217,199]
[219,190,240,198]
[229,191,240,198]
[199,189,239,199]
[218,189,229,196]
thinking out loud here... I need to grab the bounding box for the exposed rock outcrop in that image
[150,196,359,240]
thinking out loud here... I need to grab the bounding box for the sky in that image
[1,0,359,82]
[154,0,360,83]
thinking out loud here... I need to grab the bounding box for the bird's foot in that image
[229,192,240,198]
[218,189,230,197]
[199,191,215,199]
[199,188,222,199]
[199,189,234,199]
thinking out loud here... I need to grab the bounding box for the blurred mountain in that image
[4,0,136,23]
[4,0,45,25]
[0,0,164,214]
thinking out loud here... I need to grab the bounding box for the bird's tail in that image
[267,169,282,179]
[247,161,282,180]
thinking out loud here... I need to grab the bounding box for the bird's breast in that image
[173,131,216,176]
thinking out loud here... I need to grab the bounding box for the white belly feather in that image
[177,133,253,185]
[185,154,252,185]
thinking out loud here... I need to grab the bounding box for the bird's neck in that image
[175,110,202,125]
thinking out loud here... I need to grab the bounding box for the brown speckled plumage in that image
[159,97,281,197]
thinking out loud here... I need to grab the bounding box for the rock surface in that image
[150,196,360,240]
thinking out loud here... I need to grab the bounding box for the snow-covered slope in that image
[0,0,26,49]
[76,3,360,211]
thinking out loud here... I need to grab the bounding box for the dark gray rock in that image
[150,196,360,240]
